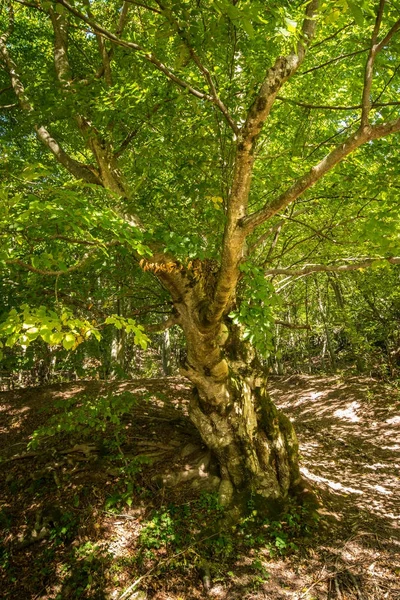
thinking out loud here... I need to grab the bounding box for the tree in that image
[1,0,400,511]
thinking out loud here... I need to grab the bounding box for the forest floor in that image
[0,374,399,600]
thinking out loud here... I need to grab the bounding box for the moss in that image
[257,388,279,436]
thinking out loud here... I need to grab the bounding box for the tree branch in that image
[154,0,238,134]
[55,0,211,102]
[207,0,320,324]
[49,7,71,84]
[299,48,369,76]
[275,320,311,330]
[7,252,96,277]
[276,96,400,111]
[114,98,173,158]
[82,0,113,85]
[145,314,180,333]
[265,256,400,277]
[248,208,308,255]
[361,0,385,127]
[0,34,102,186]
[242,0,319,144]
[28,235,118,247]
[243,118,400,233]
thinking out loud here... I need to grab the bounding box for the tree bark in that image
[185,316,301,511]
[152,261,302,512]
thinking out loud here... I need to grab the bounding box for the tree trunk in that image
[176,305,300,512]
[189,367,302,512]
[147,260,304,514]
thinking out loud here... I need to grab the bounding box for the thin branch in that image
[55,0,211,102]
[376,16,400,52]
[299,48,369,76]
[124,0,162,15]
[28,235,119,247]
[13,0,46,14]
[361,0,385,127]
[114,98,173,158]
[154,0,238,133]
[249,208,309,255]
[265,256,400,278]
[275,320,311,330]
[310,24,352,49]
[145,314,180,332]
[116,1,130,36]
[7,252,98,277]
[276,96,400,111]
[82,0,112,85]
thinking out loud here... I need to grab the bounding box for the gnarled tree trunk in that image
[184,322,301,510]
[152,260,302,513]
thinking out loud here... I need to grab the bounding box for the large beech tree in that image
[1,0,400,509]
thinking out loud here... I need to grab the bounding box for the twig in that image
[0,451,39,464]
[297,567,329,598]
[334,576,343,599]
[117,533,219,599]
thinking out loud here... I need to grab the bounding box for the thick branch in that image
[265,256,400,277]
[0,34,102,185]
[243,119,400,233]
[242,0,319,143]
[207,1,320,323]
[49,7,71,84]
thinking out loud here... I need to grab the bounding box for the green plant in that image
[28,390,138,449]
[251,557,271,588]
[49,511,77,545]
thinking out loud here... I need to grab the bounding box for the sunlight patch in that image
[301,466,363,495]
[333,401,360,422]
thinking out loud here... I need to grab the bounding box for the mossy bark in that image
[153,262,304,514]
[188,372,302,511]
[179,314,302,512]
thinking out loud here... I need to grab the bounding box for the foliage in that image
[136,492,319,587]
[28,390,138,448]
[230,264,282,356]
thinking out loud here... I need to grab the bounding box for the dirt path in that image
[270,375,400,600]
[0,375,399,599]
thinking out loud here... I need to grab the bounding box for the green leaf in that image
[242,18,255,38]
[62,333,76,351]
[347,1,364,26]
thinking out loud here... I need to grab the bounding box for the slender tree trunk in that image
[162,329,172,376]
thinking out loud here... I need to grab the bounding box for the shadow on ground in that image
[0,375,399,599]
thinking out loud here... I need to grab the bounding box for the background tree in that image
[1,0,400,511]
